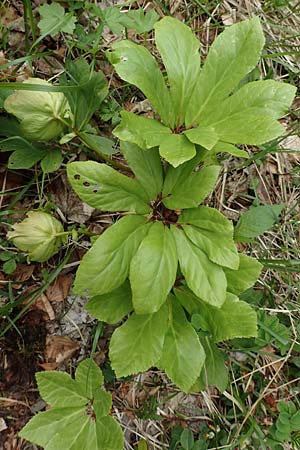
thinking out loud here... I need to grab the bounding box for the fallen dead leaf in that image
[44,335,80,368]
[46,273,73,303]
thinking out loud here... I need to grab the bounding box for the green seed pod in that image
[4,78,70,141]
[7,211,67,262]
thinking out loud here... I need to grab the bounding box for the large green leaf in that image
[107,40,174,126]
[186,17,265,126]
[203,80,296,125]
[234,204,284,241]
[86,281,132,324]
[202,113,284,145]
[175,288,258,341]
[74,215,148,296]
[163,163,220,209]
[179,207,239,269]
[199,337,228,391]
[159,297,205,392]
[130,222,178,314]
[224,253,262,295]
[113,110,171,149]
[171,226,227,307]
[154,17,201,126]
[19,359,123,450]
[158,133,196,167]
[67,161,150,213]
[121,141,163,200]
[109,303,168,377]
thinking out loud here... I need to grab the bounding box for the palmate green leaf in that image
[199,337,228,392]
[20,408,123,450]
[86,281,132,324]
[67,161,150,213]
[109,303,168,377]
[175,288,258,342]
[159,297,205,392]
[179,206,239,269]
[121,141,163,200]
[130,222,178,314]
[186,17,265,126]
[162,159,220,209]
[159,133,196,167]
[224,253,262,295]
[113,111,171,149]
[123,8,159,34]
[74,215,148,296]
[154,17,201,127]
[38,3,77,37]
[20,359,123,450]
[60,58,108,130]
[234,204,284,241]
[171,226,227,308]
[107,41,174,126]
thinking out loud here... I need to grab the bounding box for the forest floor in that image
[0,1,300,449]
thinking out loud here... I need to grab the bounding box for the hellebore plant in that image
[108,17,296,167]
[67,142,262,392]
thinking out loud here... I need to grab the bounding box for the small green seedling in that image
[19,359,123,450]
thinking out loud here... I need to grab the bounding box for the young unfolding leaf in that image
[19,359,123,450]
[159,298,205,392]
[179,206,239,269]
[130,222,178,314]
[172,226,227,308]
[109,303,168,377]
[175,288,257,342]
[73,215,148,296]
[67,161,151,213]
[224,253,262,295]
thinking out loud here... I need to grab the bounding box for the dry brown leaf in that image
[44,335,80,368]
[46,274,73,303]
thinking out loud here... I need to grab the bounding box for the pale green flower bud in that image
[7,212,67,262]
[4,78,70,141]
